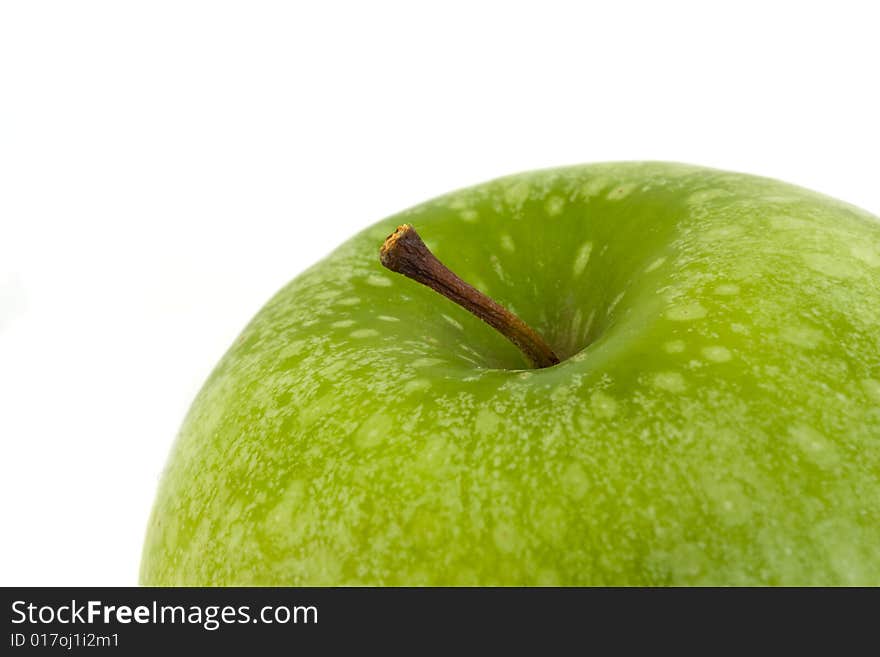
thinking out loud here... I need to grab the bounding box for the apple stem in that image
[379,224,560,369]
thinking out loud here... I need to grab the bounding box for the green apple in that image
[141,162,880,586]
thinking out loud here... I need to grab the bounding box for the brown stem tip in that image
[379,224,560,369]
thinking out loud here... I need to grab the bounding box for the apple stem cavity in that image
[379,224,560,369]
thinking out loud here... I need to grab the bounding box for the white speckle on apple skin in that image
[651,371,687,393]
[411,357,445,368]
[366,274,393,287]
[803,253,863,280]
[536,569,561,586]
[788,425,840,469]
[862,378,880,403]
[355,411,393,450]
[686,188,730,205]
[492,522,523,554]
[490,255,506,282]
[665,302,707,322]
[606,292,625,316]
[504,179,531,210]
[664,340,686,354]
[545,195,566,216]
[331,319,355,328]
[778,324,825,350]
[581,176,609,198]
[499,234,516,253]
[606,182,636,200]
[460,208,479,222]
[475,408,501,435]
[377,315,400,322]
[350,328,379,339]
[701,224,746,242]
[590,391,618,418]
[403,379,431,394]
[582,309,596,342]
[562,463,590,499]
[702,346,732,363]
[714,283,740,296]
[645,256,666,273]
[572,241,593,277]
[851,243,880,267]
[702,478,752,527]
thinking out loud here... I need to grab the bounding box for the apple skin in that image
[141,162,880,586]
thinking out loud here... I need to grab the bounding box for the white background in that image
[1,1,878,585]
